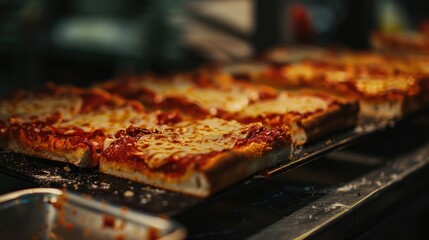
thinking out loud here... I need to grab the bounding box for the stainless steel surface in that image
[0,188,186,240]
[250,142,429,239]
[273,119,390,174]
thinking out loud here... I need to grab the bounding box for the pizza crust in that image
[299,102,359,143]
[358,88,426,119]
[6,137,94,167]
[100,141,292,197]
[5,121,101,167]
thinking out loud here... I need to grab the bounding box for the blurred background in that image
[1,0,429,96]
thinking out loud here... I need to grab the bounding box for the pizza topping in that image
[131,118,247,169]
[55,107,168,137]
[325,71,350,83]
[238,93,328,117]
[8,121,106,157]
[0,96,82,121]
[56,107,141,137]
[184,87,260,113]
[115,126,159,138]
[155,111,182,125]
[138,77,261,113]
[234,125,290,148]
[281,64,318,81]
[78,91,115,112]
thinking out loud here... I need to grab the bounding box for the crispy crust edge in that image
[359,84,428,119]
[298,101,359,143]
[99,140,292,197]
[6,127,97,168]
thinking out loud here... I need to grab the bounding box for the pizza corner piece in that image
[99,118,293,197]
[0,85,178,168]
[232,90,360,145]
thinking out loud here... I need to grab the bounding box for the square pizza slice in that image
[231,90,358,145]
[2,85,183,167]
[100,118,292,197]
[260,59,428,119]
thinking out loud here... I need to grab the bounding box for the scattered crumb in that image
[337,177,371,192]
[375,180,383,187]
[124,190,134,198]
[337,184,352,192]
[253,175,266,179]
[324,202,347,212]
[63,166,71,172]
[100,182,110,190]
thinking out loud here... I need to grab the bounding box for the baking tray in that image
[0,188,186,240]
[0,119,390,216]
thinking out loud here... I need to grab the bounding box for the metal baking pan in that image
[0,119,391,216]
[0,188,186,240]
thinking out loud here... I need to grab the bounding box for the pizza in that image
[0,84,117,149]
[100,118,292,197]
[1,85,183,167]
[230,91,358,145]
[100,72,359,144]
[232,55,428,119]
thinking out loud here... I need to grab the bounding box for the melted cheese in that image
[281,64,318,81]
[0,96,82,120]
[133,118,248,168]
[355,77,415,96]
[137,78,260,113]
[184,87,259,113]
[56,106,158,137]
[239,93,328,117]
[325,71,350,83]
[416,61,429,74]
